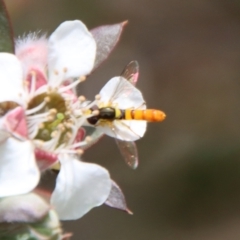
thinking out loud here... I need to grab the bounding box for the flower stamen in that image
[25,98,48,115]
[59,79,81,93]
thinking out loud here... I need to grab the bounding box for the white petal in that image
[0,53,27,107]
[99,77,145,109]
[48,20,96,85]
[51,155,111,220]
[98,120,146,141]
[0,138,40,197]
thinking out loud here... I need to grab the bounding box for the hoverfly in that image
[115,61,140,169]
[86,61,166,169]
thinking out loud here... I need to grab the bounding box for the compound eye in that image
[87,116,99,125]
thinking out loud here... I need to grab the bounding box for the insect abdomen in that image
[125,109,166,122]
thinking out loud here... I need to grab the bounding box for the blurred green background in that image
[5,0,240,239]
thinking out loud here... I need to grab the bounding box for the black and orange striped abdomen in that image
[125,109,166,122]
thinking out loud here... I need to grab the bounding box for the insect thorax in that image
[87,106,125,125]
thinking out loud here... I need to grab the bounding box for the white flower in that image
[0,20,111,219]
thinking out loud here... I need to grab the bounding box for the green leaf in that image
[0,0,14,53]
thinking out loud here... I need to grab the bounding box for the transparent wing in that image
[96,120,140,169]
[116,61,140,168]
[120,60,139,86]
[115,139,138,169]
[110,60,139,101]
[99,76,144,109]
[109,77,135,103]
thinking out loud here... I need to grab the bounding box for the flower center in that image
[27,91,73,147]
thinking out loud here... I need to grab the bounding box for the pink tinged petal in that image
[35,148,58,172]
[0,138,40,197]
[48,20,96,85]
[0,53,27,107]
[91,21,127,70]
[105,180,132,214]
[99,77,146,109]
[4,106,28,139]
[26,69,47,91]
[74,127,85,144]
[15,34,48,78]
[51,156,111,220]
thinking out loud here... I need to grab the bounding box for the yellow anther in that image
[95,94,101,100]
[44,96,50,102]
[47,115,54,121]
[64,122,72,129]
[92,110,100,116]
[51,131,58,138]
[38,123,45,129]
[23,80,29,86]
[85,136,92,143]
[49,108,57,115]
[66,132,72,139]
[79,76,86,82]
[65,111,70,116]
[65,109,73,116]
[63,67,68,73]
[81,107,87,113]
[76,149,84,155]
[54,70,59,75]
[78,96,86,102]
[57,123,65,131]
[66,99,71,104]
